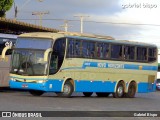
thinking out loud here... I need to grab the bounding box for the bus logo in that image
[98,63,106,68]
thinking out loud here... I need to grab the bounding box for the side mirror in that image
[1,46,12,59]
[44,48,53,62]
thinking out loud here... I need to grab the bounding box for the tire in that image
[29,90,44,96]
[83,92,93,97]
[96,92,110,97]
[126,82,136,98]
[56,81,74,98]
[113,82,125,98]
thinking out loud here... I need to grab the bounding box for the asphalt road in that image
[0,90,160,120]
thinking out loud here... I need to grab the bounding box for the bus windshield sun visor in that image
[15,38,52,50]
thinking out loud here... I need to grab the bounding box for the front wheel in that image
[29,90,44,96]
[113,82,125,98]
[56,81,74,98]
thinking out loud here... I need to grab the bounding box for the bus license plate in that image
[22,84,28,88]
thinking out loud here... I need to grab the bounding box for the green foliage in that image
[0,0,13,17]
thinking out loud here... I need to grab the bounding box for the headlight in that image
[37,80,46,83]
[11,78,16,81]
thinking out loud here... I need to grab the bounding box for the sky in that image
[6,0,160,47]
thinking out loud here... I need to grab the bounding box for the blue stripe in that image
[10,79,156,93]
[9,79,63,92]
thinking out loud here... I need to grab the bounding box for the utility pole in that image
[32,11,49,26]
[37,0,44,2]
[60,20,72,32]
[74,15,89,33]
[13,0,44,19]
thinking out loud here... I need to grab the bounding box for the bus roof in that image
[18,32,157,47]
[18,32,114,40]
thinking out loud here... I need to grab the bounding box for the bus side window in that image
[82,41,95,58]
[97,43,109,59]
[89,42,95,58]
[74,40,81,57]
[82,41,88,58]
[124,46,135,60]
[96,43,102,58]
[67,39,74,57]
[103,43,109,59]
[148,48,156,62]
[137,47,147,61]
[111,44,122,59]
[129,47,135,60]
[142,48,147,60]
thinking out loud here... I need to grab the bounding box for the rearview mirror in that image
[44,48,53,62]
[1,46,12,59]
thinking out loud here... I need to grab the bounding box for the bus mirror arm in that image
[1,46,12,59]
[44,48,53,62]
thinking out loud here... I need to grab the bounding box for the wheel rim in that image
[63,84,70,94]
[117,86,123,97]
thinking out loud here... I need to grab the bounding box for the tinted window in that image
[50,39,66,74]
[67,39,81,57]
[124,46,135,60]
[148,48,157,62]
[111,44,122,59]
[82,41,95,58]
[137,47,147,61]
[97,43,109,59]
[16,38,52,50]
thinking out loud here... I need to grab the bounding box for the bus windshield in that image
[10,37,53,76]
[11,49,47,76]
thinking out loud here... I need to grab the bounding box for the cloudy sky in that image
[6,0,160,47]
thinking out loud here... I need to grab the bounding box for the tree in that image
[0,0,13,17]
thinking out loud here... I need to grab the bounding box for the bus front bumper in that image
[9,80,63,92]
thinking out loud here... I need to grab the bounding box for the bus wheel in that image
[29,90,44,96]
[126,82,136,98]
[96,92,110,97]
[83,92,93,97]
[56,81,74,98]
[113,82,124,98]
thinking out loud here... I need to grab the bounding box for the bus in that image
[157,50,160,79]
[3,32,157,98]
[0,33,17,87]
[156,49,160,90]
